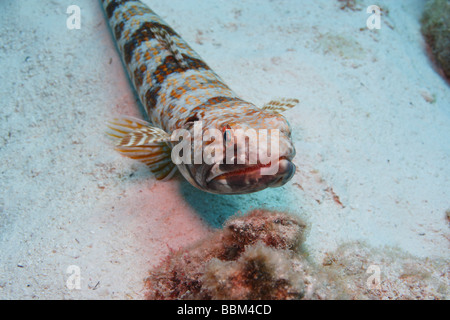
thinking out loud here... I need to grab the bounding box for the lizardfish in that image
[102,0,297,194]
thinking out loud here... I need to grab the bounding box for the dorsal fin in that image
[261,98,299,114]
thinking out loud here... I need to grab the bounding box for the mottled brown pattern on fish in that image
[102,0,297,191]
[102,0,244,133]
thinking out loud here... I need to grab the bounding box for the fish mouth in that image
[205,157,295,194]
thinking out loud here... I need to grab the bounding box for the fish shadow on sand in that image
[178,179,294,228]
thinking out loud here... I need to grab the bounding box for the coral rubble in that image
[145,209,312,299]
[322,242,448,300]
[145,209,448,300]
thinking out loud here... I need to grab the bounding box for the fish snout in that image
[205,156,296,194]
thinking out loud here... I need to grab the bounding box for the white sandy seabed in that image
[0,0,448,299]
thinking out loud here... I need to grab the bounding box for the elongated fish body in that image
[102,0,297,194]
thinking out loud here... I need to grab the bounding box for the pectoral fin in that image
[262,98,299,114]
[107,116,177,181]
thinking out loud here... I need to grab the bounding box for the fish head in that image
[173,107,296,194]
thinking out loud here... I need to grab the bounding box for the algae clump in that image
[421,0,450,79]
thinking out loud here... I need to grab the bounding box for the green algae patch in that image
[318,33,366,60]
